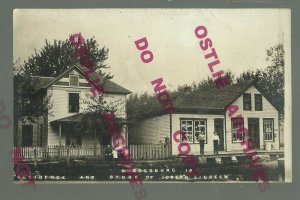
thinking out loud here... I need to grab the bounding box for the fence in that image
[13,145,106,161]
[129,144,171,160]
[13,144,172,161]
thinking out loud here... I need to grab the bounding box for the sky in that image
[13,9,290,94]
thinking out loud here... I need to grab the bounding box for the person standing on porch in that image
[213,132,220,155]
[198,132,205,155]
[112,147,118,160]
[105,145,113,161]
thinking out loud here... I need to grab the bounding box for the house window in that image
[69,93,79,113]
[243,93,251,110]
[263,119,274,141]
[255,94,263,111]
[180,119,207,143]
[69,75,79,86]
[231,117,244,142]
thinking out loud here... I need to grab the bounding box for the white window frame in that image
[68,92,80,113]
[263,118,274,141]
[69,75,79,87]
[180,118,207,144]
[231,117,244,143]
[243,93,252,111]
[255,94,263,111]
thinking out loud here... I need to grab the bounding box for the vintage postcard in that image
[13,9,291,188]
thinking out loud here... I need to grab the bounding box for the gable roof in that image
[173,79,280,112]
[129,80,280,119]
[173,80,256,111]
[33,65,131,95]
[32,76,55,91]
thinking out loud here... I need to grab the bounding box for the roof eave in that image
[128,107,225,121]
[41,65,132,95]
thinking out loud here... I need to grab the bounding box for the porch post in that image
[94,129,97,156]
[94,129,97,146]
[59,123,62,158]
[125,124,128,145]
[59,123,62,147]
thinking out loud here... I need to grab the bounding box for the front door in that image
[214,119,224,151]
[248,118,260,148]
[22,125,33,146]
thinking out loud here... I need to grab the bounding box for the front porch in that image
[49,113,129,147]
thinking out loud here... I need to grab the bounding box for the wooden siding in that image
[47,69,127,146]
[129,114,170,144]
[127,87,280,155]
[171,114,224,155]
[225,85,279,151]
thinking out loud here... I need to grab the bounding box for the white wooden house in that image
[15,65,131,148]
[128,80,281,155]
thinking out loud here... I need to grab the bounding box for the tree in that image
[236,69,262,83]
[14,58,53,124]
[194,70,235,90]
[126,92,160,119]
[76,94,124,145]
[236,44,284,110]
[126,43,285,116]
[14,75,53,122]
[13,74,53,145]
[14,36,112,123]
[265,44,284,94]
[266,44,284,68]
[18,37,112,79]
[126,71,235,118]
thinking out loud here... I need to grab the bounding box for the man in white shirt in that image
[213,132,220,155]
[198,132,206,155]
[112,148,118,160]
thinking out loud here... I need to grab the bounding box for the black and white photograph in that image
[12,9,291,186]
